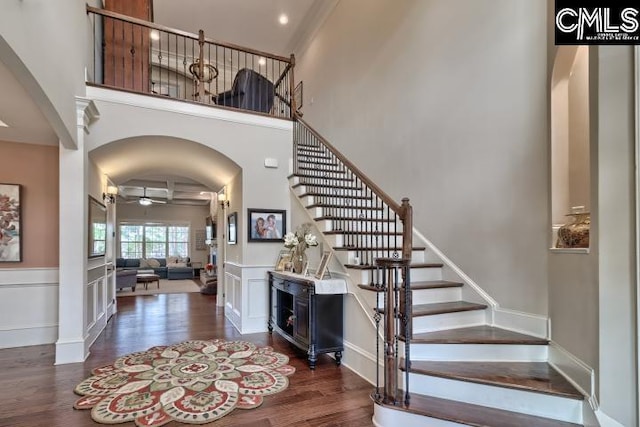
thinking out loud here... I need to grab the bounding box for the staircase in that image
[290,117,588,427]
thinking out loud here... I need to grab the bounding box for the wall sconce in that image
[218,193,229,208]
[103,185,118,204]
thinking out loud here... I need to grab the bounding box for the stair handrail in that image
[293,114,413,260]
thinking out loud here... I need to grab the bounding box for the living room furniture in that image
[198,270,217,295]
[214,68,274,113]
[268,271,345,369]
[116,269,137,292]
[136,273,160,290]
[115,257,192,279]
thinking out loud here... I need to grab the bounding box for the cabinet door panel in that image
[294,297,309,343]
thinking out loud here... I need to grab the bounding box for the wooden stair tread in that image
[314,215,394,222]
[403,361,584,400]
[345,261,437,270]
[298,166,346,174]
[299,192,371,200]
[411,301,487,316]
[358,280,461,293]
[297,152,331,159]
[336,247,427,252]
[325,230,402,236]
[292,183,363,191]
[307,203,383,210]
[289,173,353,182]
[410,325,549,345]
[410,280,464,290]
[376,391,582,427]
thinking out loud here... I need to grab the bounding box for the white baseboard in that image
[0,267,60,349]
[341,340,377,386]
[0,324,58,349]
[55,338,89,364]
[595,409,625,427]
[548,340,594,402]
[493,307,549,338]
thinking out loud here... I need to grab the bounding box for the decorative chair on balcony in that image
[214,68,274,114]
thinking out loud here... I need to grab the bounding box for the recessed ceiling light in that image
[279,14,289,25]
[258,57,266,66]
[0,119,8,128]
[150,30,160,41]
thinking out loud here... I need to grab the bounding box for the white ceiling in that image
[0,0,333,204]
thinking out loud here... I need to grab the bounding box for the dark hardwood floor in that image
[0,293,374,427]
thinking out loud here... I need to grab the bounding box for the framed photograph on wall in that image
[247,209,286,242]
[0,183,21,262]
[314,251,333,279]
[227,212,237,245]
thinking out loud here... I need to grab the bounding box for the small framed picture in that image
[227,212,237,245]
[314,251,333,279]
[275,250,292,271]
[248,209,286,242]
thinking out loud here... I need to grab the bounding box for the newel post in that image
[289,53,296,118]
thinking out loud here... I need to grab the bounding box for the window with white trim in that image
[119,223,190,258]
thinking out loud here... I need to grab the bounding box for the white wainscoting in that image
[0,268,59,348]
[224,263,271,335]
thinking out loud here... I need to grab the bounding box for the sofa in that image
[115,257,193,280]
[116,269,137,291]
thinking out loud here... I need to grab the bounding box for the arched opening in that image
[551,45,590,250]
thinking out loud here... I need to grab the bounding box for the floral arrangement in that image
[283,223,318,257]
[205,263,214,276]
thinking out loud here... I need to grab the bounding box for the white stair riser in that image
[411,287,461,305]
[364,287,460,309]
[406,374,583,424]
[308,206,388,219]
[298,158,337,166]
[373,404,467,427]
[302,195,378,208]
[325,234,404,248]
[407,343,549,362]
[293,185,364,198]
[315,218,400,233]
[412,310,487,333]
[349,265,440,284]
[290,176,353,186]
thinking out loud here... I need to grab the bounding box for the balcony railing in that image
[87,6,294,119]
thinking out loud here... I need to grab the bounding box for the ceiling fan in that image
[126,188,167,206]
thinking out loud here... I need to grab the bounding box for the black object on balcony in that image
[215,68,275,114]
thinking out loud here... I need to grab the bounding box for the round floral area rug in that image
[73,339,295,426]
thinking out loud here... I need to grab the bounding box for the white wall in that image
[296,0,549,315]
[596,46,637,427]
[0,0,97,147]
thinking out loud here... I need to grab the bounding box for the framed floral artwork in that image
[0,183,21,262]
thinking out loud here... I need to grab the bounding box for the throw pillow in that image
[166,256,178,265]
[147,258,161,268]
[139,258,149,268]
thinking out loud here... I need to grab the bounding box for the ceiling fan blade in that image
[149,198,167,204]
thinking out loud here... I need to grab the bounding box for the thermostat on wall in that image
[264,158,279,168]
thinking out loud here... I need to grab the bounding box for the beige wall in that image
[568,47,590,211]
[596,46,637,427]
[296,0,549,314]
[0,140,59,267]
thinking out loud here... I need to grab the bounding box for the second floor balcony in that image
[87,6,297,120]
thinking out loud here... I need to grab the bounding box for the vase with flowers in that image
[283,223,318,274]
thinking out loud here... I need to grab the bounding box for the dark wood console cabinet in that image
[268,271,344,369]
